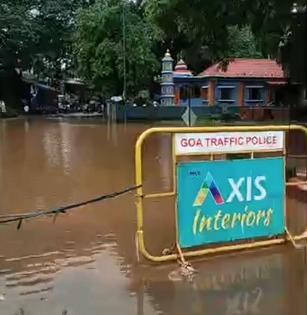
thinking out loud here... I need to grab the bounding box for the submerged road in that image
[0,118,306,315]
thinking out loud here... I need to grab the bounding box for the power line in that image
[0,185,141,229]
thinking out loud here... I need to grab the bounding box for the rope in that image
[285,226,304,249]
[0,185,141,229]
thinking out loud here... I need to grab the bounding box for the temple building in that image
[160,50,288,107]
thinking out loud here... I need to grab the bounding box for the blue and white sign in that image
[177,158,285,248]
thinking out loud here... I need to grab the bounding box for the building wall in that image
[173,78,208,107]
[173,77,279,107]
[179,98,203,106]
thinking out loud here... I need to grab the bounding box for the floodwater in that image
[0,117,306,315]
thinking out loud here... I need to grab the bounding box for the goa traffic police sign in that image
[176,158,285,248]
[175,131,284,155]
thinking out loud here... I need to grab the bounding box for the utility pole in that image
[188,85,191,127]
[122,0,127,103]
[122,0,127,123]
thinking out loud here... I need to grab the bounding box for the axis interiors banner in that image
[176,158,285,248]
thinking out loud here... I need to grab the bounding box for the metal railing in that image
[135,124,307,262]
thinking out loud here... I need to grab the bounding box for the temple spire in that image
[160,49,175,106]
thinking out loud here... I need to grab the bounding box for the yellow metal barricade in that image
[135,125,307,262]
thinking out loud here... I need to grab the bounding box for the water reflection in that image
[135,249,307,315]
[42,126,62,170]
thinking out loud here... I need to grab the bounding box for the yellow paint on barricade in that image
[135,125,307,262]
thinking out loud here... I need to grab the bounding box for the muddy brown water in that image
[0,118,306,315]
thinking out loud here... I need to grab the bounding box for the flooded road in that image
[0,118,306,315]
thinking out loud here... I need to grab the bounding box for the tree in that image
[143,0,298,70]
[0,1,37,108]
[0,0,90,79]
[0,0,89,108]
[0,1,40,68]
[74,0,159,97]
[227,25,262,58]
[144,0,231,71]
[279,4,307,85]
[29,0,92,82]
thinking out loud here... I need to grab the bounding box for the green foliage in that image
[0,0,91,109]
[144,0,231,71]
[74,0,159,96]
[0,1,40,67]
[0,0,89,80]
[1,0,305,100]
[143,0,297,71]
[227,25,263,58]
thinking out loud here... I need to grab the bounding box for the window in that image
[179,85,201,100]
[180,86,189,100]
[162,86,174,95]
[220,88,231,100]
[167,86,173,94]
[191,86,200,98]
[246,86,263,101]
[163,63,172,71]
[219,87,235,101]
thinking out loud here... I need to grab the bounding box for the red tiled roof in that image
[198,58,286,79]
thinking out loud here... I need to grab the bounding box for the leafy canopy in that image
[143,0,297,71]
[74,0,159,96]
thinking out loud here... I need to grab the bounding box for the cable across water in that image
[0,185,141,229]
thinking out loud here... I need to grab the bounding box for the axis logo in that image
[193,172,224,206]
[193,172,267,207]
